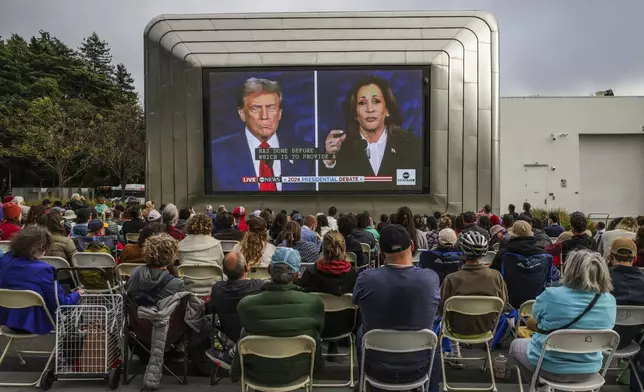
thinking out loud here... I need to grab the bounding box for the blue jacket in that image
[543,225,565,238]
[419,246,462,284]
[211,132,314,192]
[0,253,81,334]
[527,286,616,374]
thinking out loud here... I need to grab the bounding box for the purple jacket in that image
[0,253,81,334]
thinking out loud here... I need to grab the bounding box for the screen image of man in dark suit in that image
[211,77,314,192]
[319,75,423,190]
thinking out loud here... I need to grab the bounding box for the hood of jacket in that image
[179,234,220,252]
[506,236,546,256]
[136,266,172,291]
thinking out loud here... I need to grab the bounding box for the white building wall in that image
[500,96,644,216]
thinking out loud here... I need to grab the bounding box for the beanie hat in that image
[3,202,21,220]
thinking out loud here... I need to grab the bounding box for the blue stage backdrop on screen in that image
[316,70,424,141]
[209,71,315,144]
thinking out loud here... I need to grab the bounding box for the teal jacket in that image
[231,283,325,386]
[527,286,616,374]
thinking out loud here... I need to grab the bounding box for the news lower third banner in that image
[241,176,393,184]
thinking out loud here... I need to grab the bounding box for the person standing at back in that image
[544,212,565,238]
[327,206,338,231]
[353,224,441,392]
[522,202,533,219]
[508,204,519,222]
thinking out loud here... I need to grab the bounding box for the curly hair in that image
[616,217,639,233]
[38,209,66,236]
[438,215,452,230]
[413,214,426,231]
[142,233,178,268]
[138,222,166,246]
[569,211,588,233]
[186,213,213,235]
[322,230,346,261]
[239,216,268,268]
[283,221,302,247]
[10,225,52,259]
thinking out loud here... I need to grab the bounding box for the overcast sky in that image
[1,0,643,97]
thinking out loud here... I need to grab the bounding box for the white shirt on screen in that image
[245,127,282,191]
[362,128,388,176]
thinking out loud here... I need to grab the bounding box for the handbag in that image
[537,293,600,335]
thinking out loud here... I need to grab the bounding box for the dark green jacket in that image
[230,283,325,386]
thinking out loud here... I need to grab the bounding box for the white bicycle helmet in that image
[458,231,489,258]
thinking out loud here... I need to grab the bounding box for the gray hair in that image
[223,251,247,280]
[13,196,24,205]
[562,249,613,293]
[10,225,52,259]
[238,78,283,109]
[70,193,80,201]
[205,205,213,213]
[162,203,179,225]
[269,263,298,284]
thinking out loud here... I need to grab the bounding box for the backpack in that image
[500,252,555,309]
[131,271,175,307]
[420,249,462,284]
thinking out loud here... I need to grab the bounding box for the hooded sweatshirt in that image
[127,265,186,302]
[491,236,548,272]
[178,234,225,266]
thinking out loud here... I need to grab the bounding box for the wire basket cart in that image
[41,268,124,390]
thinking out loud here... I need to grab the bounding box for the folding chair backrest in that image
[516,300,536,336]
[0,240,10,253]
[41,256,71,270]
[363,329,437,353]
[248,265,270,280]
[176,264,223,295]
[239,335,316,358]
[125,233,139,244]
[116,263,140,279]
[615,305,644,327]
[492,243,500,251]
[346,252,357,264]
[443,296,505,316]
[312,293,356,313]
[220,240,239,253]
[543,329,619,355]
[72,252,116,268]
[0,289,55,328]
[480,251,497,265]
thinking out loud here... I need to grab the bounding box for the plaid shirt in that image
[166,224,186,241]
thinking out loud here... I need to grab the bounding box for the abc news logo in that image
[396,169,416,186]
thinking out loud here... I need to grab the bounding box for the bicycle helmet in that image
[458,231,489,258]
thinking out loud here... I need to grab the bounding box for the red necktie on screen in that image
[259,141,277,192]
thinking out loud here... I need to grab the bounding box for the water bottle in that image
[493,354,507,380]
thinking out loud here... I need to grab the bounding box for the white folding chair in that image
[480,251,497,265]
[525,329,619,392]
[0,240,10,253]
[439,296,505,392]
[346,252,357,265]
[492,243,500,252]
[238,335,316,392]
[71,252,118,293]
[125,232,139,244]
[312,293,358,388]
[41,256,77,288]
[360,329,438,392]
[359,242,371,265]
[248,265,271,280]
[115,263,142,294]
[176,264,223,297]
[0,289,56,388]
[220,240,239,254]
[603,305,644,391]
[514,300,536,337]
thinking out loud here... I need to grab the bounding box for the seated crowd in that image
[1,195,644,391]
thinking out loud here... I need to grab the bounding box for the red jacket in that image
[0,221,21,241]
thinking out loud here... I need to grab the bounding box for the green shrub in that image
[532,207,595,235]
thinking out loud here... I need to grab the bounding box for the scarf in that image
[316,259,352,275]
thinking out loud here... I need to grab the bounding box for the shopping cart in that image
[41,267,124,390]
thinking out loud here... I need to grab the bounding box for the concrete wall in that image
[500,96,644,217]
[144,12,500,216]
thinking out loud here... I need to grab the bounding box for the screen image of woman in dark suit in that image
[318,72,424,191]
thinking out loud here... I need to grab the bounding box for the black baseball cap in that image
[379,224,412,254]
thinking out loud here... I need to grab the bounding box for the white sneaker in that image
[444,352,464,369]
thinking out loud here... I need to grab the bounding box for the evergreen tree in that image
[114,63,137,102]
[80,32,113,77]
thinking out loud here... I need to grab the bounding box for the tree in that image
[96,101,145,196]
[10,97,98,194]
[80,32,113,77]
[114,63,137,102]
